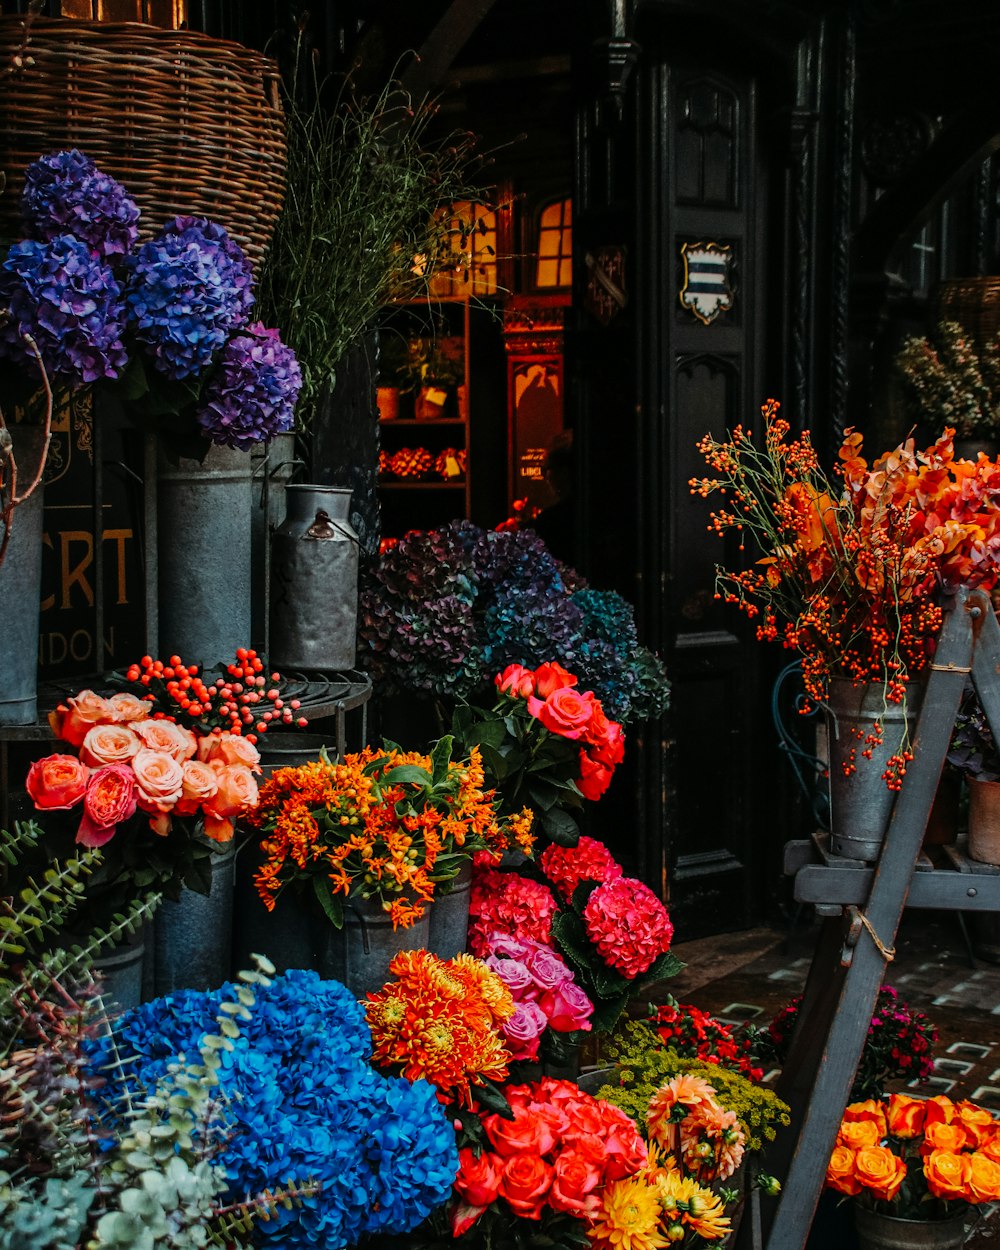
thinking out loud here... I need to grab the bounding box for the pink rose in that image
[132,748,184,815]
[202,763,258,843]
[50,690,115,746]
[174,759,220,816]
[533,662,578,698]
[526,945,572,990]
[79,723,140,768]
[77,764,137,848]
[548,1151,602,1217]
[486,956,535,998]
[502,1002,548,1061]
[486,933,532,961]
[495,664,535,699]
[107,693,151,723]
[197,731,261,772]
[26,754,89,810]
[136,719,198,762]
[526,687,595,741]
[577,750,614,801]
[540,981,594,1032]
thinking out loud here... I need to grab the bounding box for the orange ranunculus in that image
[854,1145,907,1203]
[843,1099,889,1138]
[77,764,137,848]
[957,1101,996,1149]
[924,1149,971,1201]
[922,1096,957,1128]
[25,754,89,811]
[921,1121,970,1156]
[968,1152,1000,1204]
[837,1120,882,1152]
[826,1145,861,1196]
[887,1093,927,1139]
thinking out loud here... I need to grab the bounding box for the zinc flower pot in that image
[428,862,472,960]
[310,895,431,999]
[0,423,47,725]
[853,1204,967,1250]
[93,925,146,1013]
[151,842,235,994]
[826,678,923,862]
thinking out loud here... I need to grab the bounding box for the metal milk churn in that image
[268,485,359,671]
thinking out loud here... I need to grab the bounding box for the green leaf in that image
[310,877,345,928]
[473,1079,514,1119]
[382,764,433,786]
[639,949,686,986]
[538,807,579,846]
[429,734,455,784]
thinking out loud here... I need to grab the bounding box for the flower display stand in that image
[755,587,1000,1250]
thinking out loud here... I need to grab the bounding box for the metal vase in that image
[854,1205,967,1250]
[428,862,472,960]
[0,424,47,724]
[269,485,359,672]
[93,926,146,1014]
[152,843,235,994]
[825,678,923,862]
[310,895,431,1000]
[250,432,298,651]
[157,440,252,666]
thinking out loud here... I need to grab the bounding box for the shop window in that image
[56,0,187,22]
[423,202,498,298]
[535,197,572,289]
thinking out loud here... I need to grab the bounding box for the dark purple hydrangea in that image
[21,149,140,259]
[196,323,302,450]
[124,216,255,380]
[0,235,127,383]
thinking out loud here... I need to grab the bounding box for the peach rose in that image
[132,748,184,814]
[826,1145,861,1196]
[107,692,150,723]
[968,1152,1000,1203]
[79,723,140,768]
[136,718,198,762]
[533,662,578,698]
[527,687,595,740]
[50,690,115,746]
[202,763,258,843]
[887,1093,926,1139]
[174,759,220,816]
[197,731,261,772]
[924,1148,971,1201]
[854,1145,907,1203]
[26,754,89,810]
[77,764,137,848]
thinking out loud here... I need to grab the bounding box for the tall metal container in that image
[269,485,359,671]
[0,424,47,725]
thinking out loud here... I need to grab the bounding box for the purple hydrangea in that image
[196,322,302,449]
[124,215,255,380]
[0,235,127,383]
[21,148,140,259]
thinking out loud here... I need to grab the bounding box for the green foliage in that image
[597,1019,791,1154]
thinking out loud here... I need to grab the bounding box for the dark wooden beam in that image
[399,0,500,96]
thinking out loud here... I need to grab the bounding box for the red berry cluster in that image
[123,648,308,742]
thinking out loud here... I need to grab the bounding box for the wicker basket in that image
[933,277,1000,350]
[0,18,286,269]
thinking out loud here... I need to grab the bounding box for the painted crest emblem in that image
[679,241,734,325]
[584,246,627,326]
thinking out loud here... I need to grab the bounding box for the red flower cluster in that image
[495,662,625,800]
[539,835,623,904]
[649,999,763,1082]
[582,878,674,980]
[451,1077,647,1234]
[468,867,559,958]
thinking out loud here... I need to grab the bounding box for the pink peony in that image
[582,877,674,979]
[540,836,623,903]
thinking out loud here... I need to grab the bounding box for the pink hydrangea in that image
[540,836,623,903]
[581,877,674,980]
[468,868,558,957]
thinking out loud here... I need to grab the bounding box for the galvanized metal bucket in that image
[0,423,47,725]
[428,862,472,960]
[93,926,146,1014]
[825,678,923,862]
[157,440,252,667]
[250,432,299,651]
[151,842,235,994]
[269,485,359,672]
[311,893,431,999]
[854,1205,967,1250]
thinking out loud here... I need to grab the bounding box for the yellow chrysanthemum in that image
[590,1177,669,1250]
[655,1171,732,1241]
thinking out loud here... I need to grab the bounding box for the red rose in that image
[26,754,89,810]
[77,764,137,848]
[577,750,614,800]
[499,1154,554,1219]
[496,664,535,698]
[591,720,626,766]
[455,1148,503,1208]
[548,1151,602,1217]
[533,662,578,698]
[484,1105,557,1157]
[527,688,595,740]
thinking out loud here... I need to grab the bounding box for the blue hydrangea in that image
[84,969,458,1250]
[124,215,254,380]
[196,322,302,449]
[21,148,140,259]
[0,235,127,382]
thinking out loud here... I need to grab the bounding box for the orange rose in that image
[844,1100,889,1137]
[136,719,198,762]
[25,754,89,810]
[548,1151,602,1217]
[527,687,595,741]
[107,693,150,723]
[837,1120,882,1152]
[826,1145,861,1196]
[957,1101,995,1149]
[923,1096,957,1128]
[854,1146,907,1202]
[495,664,536,699]
[132,748,184,815]
[50,690,115,746]
[79,723,140,768]
[77,764,137,848]
[924,1149,971,1201]
[968,1152,1000,1204]
[887,1093,926,1139]
[533,662,578,698]
[197,731,261,772]
[454,1147,502,1208]
[174,759,220,816]
[921,1122,970,1156]
[577,750,614,801]
[499,1154,554,1219]
[978,1129,1000,1164]
[202,763,258,843]
[484,1105,556,1158]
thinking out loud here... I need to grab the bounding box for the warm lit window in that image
[426,202,498,297]
[535,197,572,289]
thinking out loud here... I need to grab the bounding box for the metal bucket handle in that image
[343,899,372,954]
